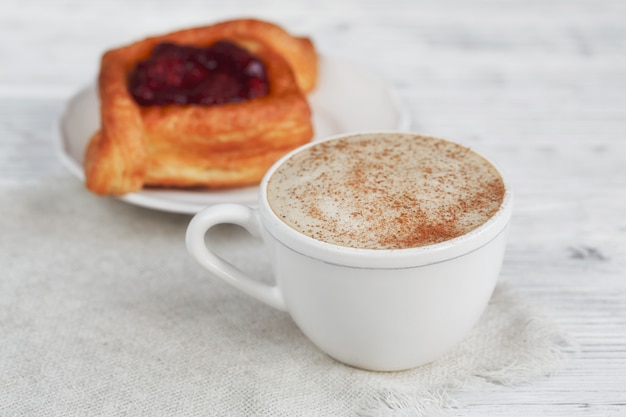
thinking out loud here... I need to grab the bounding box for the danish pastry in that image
[84,19,317,195]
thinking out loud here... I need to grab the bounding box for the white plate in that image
[55,56,410,214]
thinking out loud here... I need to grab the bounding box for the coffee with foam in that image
[267,133,505,250]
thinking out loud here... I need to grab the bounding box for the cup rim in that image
[258,132,514,268]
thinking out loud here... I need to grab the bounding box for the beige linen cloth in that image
[0,178,574,416]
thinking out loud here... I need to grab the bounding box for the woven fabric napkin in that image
[0,178,573,417]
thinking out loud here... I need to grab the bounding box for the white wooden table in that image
[2,0,625,415]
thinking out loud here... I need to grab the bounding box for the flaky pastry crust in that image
[84,19,318,195]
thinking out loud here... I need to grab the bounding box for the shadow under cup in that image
[187,132,514,371]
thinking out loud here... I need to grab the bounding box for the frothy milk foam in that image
[267,133,505,250]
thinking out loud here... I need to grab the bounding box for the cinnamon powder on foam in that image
[267,134,505,250]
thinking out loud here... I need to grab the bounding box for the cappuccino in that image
[266,133,505,250]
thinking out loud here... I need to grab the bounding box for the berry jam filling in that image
[128,41,269,106]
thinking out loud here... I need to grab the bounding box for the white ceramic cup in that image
[186,132,513,371]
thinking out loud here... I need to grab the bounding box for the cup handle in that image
[186,204,287,311]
